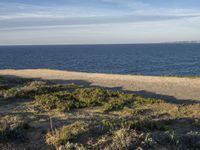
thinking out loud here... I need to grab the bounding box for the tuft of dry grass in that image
[104,128,148,150]
[0,115,29,142]
[46,121,89,148]
[58,142,86,150]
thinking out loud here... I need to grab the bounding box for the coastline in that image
[0,69,200,102]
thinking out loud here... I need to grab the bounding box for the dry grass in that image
[0,76,200,150]
[0,115,29,142]
[46,121,89,147]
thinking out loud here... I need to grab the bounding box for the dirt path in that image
[0,69,200,103]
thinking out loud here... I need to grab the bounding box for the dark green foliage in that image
[1,80,47,99]
[2,87,21,98]
[36,91,80,111]
[0,76,32,98]
[102,98,126,112]
[36,88,121,112]
[102,94,134,112]
[1,80,81,99]
[35,87,130,112]
[134,97,164,106]
[0,76,166,115]
[18,84,69,99]
[74,88,119,107]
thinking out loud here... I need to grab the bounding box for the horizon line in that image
[0,41,200,46]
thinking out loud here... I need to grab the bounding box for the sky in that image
[0,0,200,45]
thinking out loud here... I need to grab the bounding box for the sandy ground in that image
[0,69,200,103]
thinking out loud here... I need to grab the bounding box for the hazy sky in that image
[0,0,200,45]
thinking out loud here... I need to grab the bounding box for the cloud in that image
[0,1,200,31]
[100,0,149,8]
[1,14,200,31]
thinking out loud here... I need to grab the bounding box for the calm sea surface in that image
[0,44,200,76]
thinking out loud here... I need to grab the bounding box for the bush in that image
[1,81,47,99]
[36,88,127,112]
[36,91,80,111]
[134,97,163,106]
[1,80,81,99]
[17,84,70,99]
[74,88,119,107]
[46,121,89,147]
[3,87,22,98]
[102,94,133,112]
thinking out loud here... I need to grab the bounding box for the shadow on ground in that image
[1,74,200,105]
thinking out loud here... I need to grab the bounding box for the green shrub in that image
[36,91,79,111]
[3,87,22,98]
[134,97,163,106]
[36,88,122,112]
[17,84,70,99]
[0,77,33,98]
[102,94,133,112]
[1,81,46,99]
[46,121,89,147]
[1,80,80,99]
[1,78,80,99]
[74,88,119,107]
[102,98,125,112]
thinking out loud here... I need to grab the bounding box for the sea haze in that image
[0,43,200,76]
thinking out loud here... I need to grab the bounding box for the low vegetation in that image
[0,115,29,142]
[0,76,199,150]
[46,121,89,148]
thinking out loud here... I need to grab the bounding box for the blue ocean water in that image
[0,44,200,76]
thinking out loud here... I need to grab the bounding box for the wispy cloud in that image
[100,0,150,9]
[0,1,200,31]
[1,14,200,31]
[0,0,200,44]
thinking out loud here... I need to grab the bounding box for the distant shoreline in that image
[0,69,200,102]
[1,42,200,47]
[0,68,200,78]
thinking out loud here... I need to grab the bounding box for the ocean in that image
[0,43,200,76]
